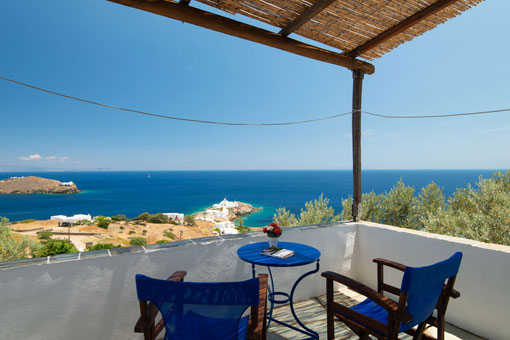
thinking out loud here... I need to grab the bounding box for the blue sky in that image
[1,0,509,170]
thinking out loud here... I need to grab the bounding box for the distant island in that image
[0,176,81,194]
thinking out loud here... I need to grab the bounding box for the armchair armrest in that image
[373,258,406,271]
[167,271,187,282]
[446,287,460,298]
[321,271,412,323]
[135,271,187,335]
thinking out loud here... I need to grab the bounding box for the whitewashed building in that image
[60,181,75,186]
[50,215,67,222]
[162,213,184,222]
[196,216,215,222]
[212,198,238,210]
[214,221,238,235]
[51,214,92,225]
[205,209,228,219]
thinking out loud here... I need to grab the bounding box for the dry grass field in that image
[10,219,215,251]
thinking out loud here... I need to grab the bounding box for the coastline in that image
[0,169,500,224]
[7,200,262,251]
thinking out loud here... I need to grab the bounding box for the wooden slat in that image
[381,283,401,296]
[247,273,268,340]
[107,0,375,74]
[189,0,483,60]
[345,0,462,57]
[180,0,191,5]
[279,0,336,37]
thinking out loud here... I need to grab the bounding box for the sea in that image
[0,170,501,226]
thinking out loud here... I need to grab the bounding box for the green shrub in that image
[128,230,135,235]
[341,180,419,228]
[134,212,169,224]
[0,217,40,261]
[156,240,167,244]
[298,194,339,225]
[423,171,510,245]
[119,226,125,230]
[111,214,127,222]
[130,237,147,246]
[338,171,510,246]
[95,216,111,229]
[38,231,54,240]
[184,214,195,226]
[87,243,121,251]
[236,219,250,233]
[163,230,176,240]
[272,208,298,227]
[35,239,78,257]
[148,213,169,224]
[20,219,36,224]
[142,229,147,233]
[134,212,150,221]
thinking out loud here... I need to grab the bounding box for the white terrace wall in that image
[0,224,355,340]
[351,221,510,340]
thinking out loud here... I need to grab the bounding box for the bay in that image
[0,170,500,226]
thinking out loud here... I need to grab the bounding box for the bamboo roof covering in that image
[196,0,483,60]
[109,0,484,73]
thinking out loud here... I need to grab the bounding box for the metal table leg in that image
[263,260,320,339]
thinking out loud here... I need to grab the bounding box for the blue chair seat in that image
[346,298,415,334]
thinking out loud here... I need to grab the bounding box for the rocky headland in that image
[194,201,261,222]
[228,202,261,220]
[0,176,81,194]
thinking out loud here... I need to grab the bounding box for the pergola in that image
[108,0,483,221]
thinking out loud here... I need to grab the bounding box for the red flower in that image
[274,226,281,234]
[269,223,278,228]
[263,227,267,233]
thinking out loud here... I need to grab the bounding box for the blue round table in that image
[237,241,321,339]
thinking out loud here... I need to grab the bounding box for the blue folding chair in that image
[322,252,462,340]
[134,271,268,340]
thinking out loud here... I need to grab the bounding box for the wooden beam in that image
[345,0,461,58]
[351,69,364,222]
[279,0,336,37]
[107,0,374,74]
[179,0,191,5]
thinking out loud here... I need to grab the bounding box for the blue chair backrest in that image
[136,274,260,340]
[400,252,462,327]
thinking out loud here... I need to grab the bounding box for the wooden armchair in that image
[135,271,268,340]
[322,252,462,340]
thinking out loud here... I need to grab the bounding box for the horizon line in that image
[0,168,506,172]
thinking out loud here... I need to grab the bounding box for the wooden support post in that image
[352,69,364,222]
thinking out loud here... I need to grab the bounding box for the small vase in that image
[268,236,279,248]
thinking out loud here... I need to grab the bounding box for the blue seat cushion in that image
[341,298,418,335]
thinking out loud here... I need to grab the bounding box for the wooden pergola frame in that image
[108,0,470,222]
